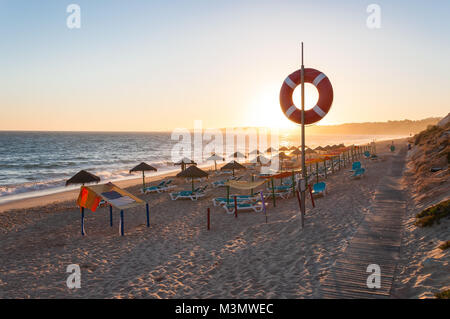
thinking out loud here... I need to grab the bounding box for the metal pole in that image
[300,42,306,229]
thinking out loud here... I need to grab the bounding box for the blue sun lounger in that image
[350,161,362,172]
[170,185,208,201]
[142,179,174,194]
[311,182,326,197]
[351,167,365,178]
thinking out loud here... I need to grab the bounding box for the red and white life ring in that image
[279,68,333,125]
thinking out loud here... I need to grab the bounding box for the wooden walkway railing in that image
[320,147,407,298]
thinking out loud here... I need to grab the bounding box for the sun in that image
[245,83,319,129]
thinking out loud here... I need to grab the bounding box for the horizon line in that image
[0,116,441,134]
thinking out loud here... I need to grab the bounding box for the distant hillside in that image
[305,118,441,135]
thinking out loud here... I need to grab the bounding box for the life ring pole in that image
[300,42,306,229]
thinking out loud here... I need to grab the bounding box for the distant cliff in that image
[305,118,441,135]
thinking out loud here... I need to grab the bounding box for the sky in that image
[0,0,449,131]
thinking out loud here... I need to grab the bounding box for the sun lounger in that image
[265,189,292,199]
[211,176,242,188]
[212,194,261,206]
[351,167,365,178]
[267,184,294,192]
[221,201,266,214]
[350,161,362,172]
[169,185,208,201]
[311,182,327,197]
[142,180,175,194]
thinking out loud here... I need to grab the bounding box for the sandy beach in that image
[3,138,446,298]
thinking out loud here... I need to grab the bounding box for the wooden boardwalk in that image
[320,147,407,298]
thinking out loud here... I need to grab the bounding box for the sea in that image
[0,131,406,204]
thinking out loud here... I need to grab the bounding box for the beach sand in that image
[0,138,446,298]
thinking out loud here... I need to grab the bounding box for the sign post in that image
[300,42,306,229]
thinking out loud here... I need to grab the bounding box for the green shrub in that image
[415,199,450,227]
[435,289,450,299]
[438,240,450,250]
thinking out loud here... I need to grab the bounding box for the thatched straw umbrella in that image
[66,170,101,236]
[266,147,277,153]
[129,162,157,190]
[249,149,261,155]
[250,155,270,165]
[174,157,197,171]
[229,151,246,161]
[279,146,289,151]
[66,170,100,186]
[221,160,246,176]
[291,148,302,159]
[176,165,208,191]
[206,153,224,171]
[273,152,290,171]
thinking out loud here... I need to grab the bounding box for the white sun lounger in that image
[221,201,266,214]
[265,189,292,199]
[212,194,261,207]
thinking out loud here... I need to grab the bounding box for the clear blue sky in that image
[0,0,449,131]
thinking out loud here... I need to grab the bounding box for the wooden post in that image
[109,205,113,227]
[324,159,327,179]
[146,203,150,227]
[308,184,315,208]
[331,156,334,173]
[271,178,276,207]
[81,207,85,236]
[120,210,124,236]
[207,207,210,230]
[296,190,302,213]
[315,162,319,184]
[260,191,267,223]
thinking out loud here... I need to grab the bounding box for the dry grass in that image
[415,199,450,227]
